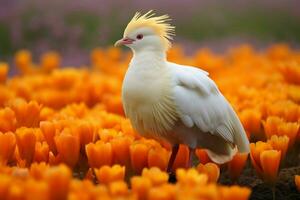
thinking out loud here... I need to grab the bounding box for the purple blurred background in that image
[0,0,300,65]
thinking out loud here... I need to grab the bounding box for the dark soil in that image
[219,164,300,200]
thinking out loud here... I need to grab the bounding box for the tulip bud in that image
[15,50,33,74]
[86,141,113,168]
[95,165,125,184]
[130,142,150,173]
[131,176,152,200]
[34,141,49,163]
[172,145,189,171]
[227,153,248,182]
[55,129,80,168]
[0,131,16,165]
[45,165,71,200]
[111,136,132,165]
[40,121,57,154]
[40,51,61,73]
[197,162,220,183]
[267,135,289,162]
[176,168,208,186]
[250,141,281,186]
[142,167,168,186]
[0,108,16,132]
[220,185,251,200]
[148,147,169,171]
[16,127,37,166]
[0,62,8,83]
[108,181,128,197]
[195,148,212,164]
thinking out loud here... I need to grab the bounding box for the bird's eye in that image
[136,34,143,40]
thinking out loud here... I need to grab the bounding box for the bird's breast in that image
[122,65,179,137]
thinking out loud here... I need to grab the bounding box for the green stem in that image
[272,186,276,200]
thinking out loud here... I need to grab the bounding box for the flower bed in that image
[0,44,299,200]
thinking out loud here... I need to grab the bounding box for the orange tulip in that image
[142,167,169,186]
[14,50,33,74]
[267,135,289,162]
[0,174,11,199]
[34,141,49,163]
[7,181,25,200]
[40,51,61,73]
[39,107,55,121]
[111,136,132,165]
[220,185,252,200]
[8,99,41,128]
[120,119,139,138]
[0,62,8,83]
[98,129,119,142]
[40,121,57,154]
[45,165,71,200]
[102,113,123,129]
[148,184,176,200]
[148,147,169,171]
[55,128,80,168]
[250,142,281,185]
[260,150,281,184]
[295,175,300,192]
[176,168,208,186]
[196,162,220,183]
[90,48,105,67]
[239,109,262,137]
[0,131,16,165]
[108,181,128,197]
[76,122,95,151]
[227,153,248,182]
[16,127,37,166]
[86,141,113,168]
[172,145,189,171]
[130,142,150,173]
[95,165,125,184]
[263,116,299,148]
[25,179,49,200]
[263,116,283,139]
[266,100,299,122]
[279,61,300,84]
[249,142,272,178]
[277,122,298,148]
[102,94,124,115]
[195,148,212,164]
[182,183,219,200]
[0,108,16,132]
[131,176,152,200]
[29,162,49,180]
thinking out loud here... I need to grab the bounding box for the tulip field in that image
[0,44,300,200]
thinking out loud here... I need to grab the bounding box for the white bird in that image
[115,11,249,172]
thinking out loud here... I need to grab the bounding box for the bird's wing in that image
[169,62,249,153]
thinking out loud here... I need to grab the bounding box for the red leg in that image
[167,144,179,173]
[188,147,195,168]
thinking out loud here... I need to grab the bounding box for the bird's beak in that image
[114,37,135,47]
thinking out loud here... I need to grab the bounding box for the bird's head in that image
[114,10,175,53]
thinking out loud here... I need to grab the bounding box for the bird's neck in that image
[132,49,167,67]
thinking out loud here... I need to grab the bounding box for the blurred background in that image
[0,0,300,65]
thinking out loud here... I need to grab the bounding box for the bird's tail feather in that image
[228,106,250,153]
[206,145,237,164]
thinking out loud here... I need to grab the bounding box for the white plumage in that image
[115,11,250,165]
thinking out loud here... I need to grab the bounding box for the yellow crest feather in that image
[124,10,175,50]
